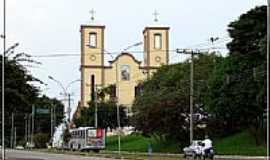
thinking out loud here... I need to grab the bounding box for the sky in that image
[0,0,267,116]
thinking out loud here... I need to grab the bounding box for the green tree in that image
[204,6,267,144]
[0,53,40,146]
[74,100,128,131]
[132,53,220,145]
[33,133,50,148]
[0,53,64,146]
[34,95,64,134]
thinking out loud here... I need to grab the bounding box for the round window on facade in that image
[155,56,161,62]
[90,55,96,61]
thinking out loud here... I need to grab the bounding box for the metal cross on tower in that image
[153,10,159,22]
[90,9,95,22]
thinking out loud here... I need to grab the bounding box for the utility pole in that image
[51,106,53,139]
[53,104,56,132]
[31,105,35,147]
[25,114,27,143]
[176,49,201,144]
[14,127,17,148]
[68,93,71,123]
[10,112,14,149]
[28,114,31,148]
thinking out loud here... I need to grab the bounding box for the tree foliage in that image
[204,6,267,144]
[34,95,64,134]
[33,133,50,148]
[0,53,64,146]
[132,53,220,145]
[74,100,128,130]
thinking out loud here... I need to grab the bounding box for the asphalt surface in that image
[1,149,115,160]
[1,149,267,160]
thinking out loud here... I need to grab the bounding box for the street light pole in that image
[267,0,270,158]
[48,76,80,123]
[116,60,121,156]
[105,42,141,156]
[190,51,194,144]
[107,52,121,155]
[2,0,6,158]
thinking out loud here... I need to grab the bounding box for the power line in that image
[184,35,230,49]
[28,47,226,59]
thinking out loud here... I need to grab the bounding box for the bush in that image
[33,133,50,148]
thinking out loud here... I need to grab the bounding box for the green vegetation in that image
[214,131,267,156]
[74,101,128,129]
[131,5,267,152]
[132,53,218,146]
[205,6,267,142]
[106,134,179,153]
[73,5,267,156]
[0,51,64,147]
[33,133,50,148]
[106,132,267,156]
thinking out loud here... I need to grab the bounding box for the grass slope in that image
[106,131,266,156]
[106,134,179,153]
[214,131,266,156]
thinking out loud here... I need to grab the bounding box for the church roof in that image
[109,52,142,65]
[143,25,170,33]
[80,24,105,29]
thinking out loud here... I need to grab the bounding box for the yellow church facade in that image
[80,24,170,107]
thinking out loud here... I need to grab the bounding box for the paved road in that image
[1,150,267,160]
[1,150,115,160]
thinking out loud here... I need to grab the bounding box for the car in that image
[183,140,203,158]
[15,145,24,150]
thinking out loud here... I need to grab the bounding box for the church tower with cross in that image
[80,10,106,107]
[79,10,170,107]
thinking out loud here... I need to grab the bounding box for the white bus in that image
[69,127,105,152]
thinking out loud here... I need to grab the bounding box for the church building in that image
[80,22,170,108]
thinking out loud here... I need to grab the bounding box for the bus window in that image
[82,130,85,138]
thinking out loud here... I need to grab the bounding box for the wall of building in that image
[104,54,146,106]
[80,25,105,107]
[80,25,169,108]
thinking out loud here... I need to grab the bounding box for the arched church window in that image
[154,33,162,49]
[89,32,97,48]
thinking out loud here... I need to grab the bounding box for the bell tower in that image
[143,26,170,68]
[80,24,105,107]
